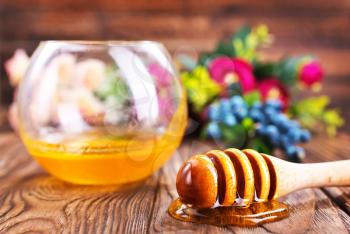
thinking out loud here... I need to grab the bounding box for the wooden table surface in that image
[0,131,349,233]
[1,0,350,233]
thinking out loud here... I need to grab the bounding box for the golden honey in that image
[21,97,187,186]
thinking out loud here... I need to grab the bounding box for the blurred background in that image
[0,0,349,127]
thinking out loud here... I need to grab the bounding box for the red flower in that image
[208,57,256,93]
[298,61,324,88]
[258,78,289,109]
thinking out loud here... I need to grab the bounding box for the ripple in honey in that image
[168,198,290,227]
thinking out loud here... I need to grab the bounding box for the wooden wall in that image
[1,0,350,104]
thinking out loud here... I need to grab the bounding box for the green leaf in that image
[231,25,251,41]
[247,138,272,154]
[200,124,210,140]
[215,41,235,57]
[226,83,243,97]
[323,109,345,136]
[254,63,277,78]
[95,66,130,105]
[220,124,247,148]
[181,66,221,112]
[290,95,345,136]
[243,91,261,107]
[199,25,273,64]
[198,52,221,66]
[275,57,300,85]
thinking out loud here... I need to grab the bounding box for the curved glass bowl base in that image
[29,135,182,185]
[24,97,186,185]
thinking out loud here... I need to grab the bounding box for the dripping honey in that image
[21,96,187,185]
[168,198,289,227]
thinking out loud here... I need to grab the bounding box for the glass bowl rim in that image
[40,40,165,47]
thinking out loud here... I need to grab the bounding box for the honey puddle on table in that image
[168,198,289,227]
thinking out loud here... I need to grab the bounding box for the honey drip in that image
[168,198,289,227]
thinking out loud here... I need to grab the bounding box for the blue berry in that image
[286,129,302,143]
[265,125,279,138]
[295,146,306,159]
[249,109,264,122]
[278,117,294,133]
[287,120,300,129]
[279,135,291,150]
[219,99,231,116]
[234,105,248,121]
[285,147,297,162]
[207,122,221,139]
[206,97,311,162]
[256,124,265,135]
[300,129,311,142]
[224,114,237,126]
[263,107,278,123]
[265,100,282,111]
[265,125,280,146]
[251,102,263,111]
[270,113,287,127]
[285,146,305,162]
[269,134,280,147]
[208,103,221,121]
[230,95,244,108]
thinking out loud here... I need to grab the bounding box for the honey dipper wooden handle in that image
[176,148,350,208]
[266,155,350,198]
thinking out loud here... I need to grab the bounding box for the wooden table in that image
[0,131,349,233]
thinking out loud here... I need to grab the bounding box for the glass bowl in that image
[17,41,187,186]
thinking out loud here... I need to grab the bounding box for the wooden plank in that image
[1,11,350,47]
[0,109,10,131]
[1,9,350,107]
[303,133,350,216]
[323,187,350,214]
[0,134,159,233]
[148,138,350,233]
[1,0,350,13]
[0,0,184,12]
[1,40,350,76]
[0,133,348,232]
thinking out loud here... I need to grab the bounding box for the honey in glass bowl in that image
[17,41,187,186]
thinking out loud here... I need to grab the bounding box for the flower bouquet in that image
[179,25,344,162]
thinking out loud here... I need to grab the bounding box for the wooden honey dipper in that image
[176,148,350,208]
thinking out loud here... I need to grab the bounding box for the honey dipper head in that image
[176,148,276,208]
[176,155,218,208]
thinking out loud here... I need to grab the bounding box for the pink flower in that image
[208,57,256,93]
[148,63,175,120]
[148,63,173,87]
[158,97,174,121]
[4,49,30,87]
[258,78,289,109]
[298,61,324,88]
